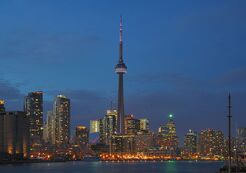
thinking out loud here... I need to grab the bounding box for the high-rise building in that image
[104,109,118,135]
[102,109,118,144]
[93,110,118,145]
[139,118,149,133]
[115,16,127,134]
[124,115,140,135]
[75,126,89,148]
[0,111,30,159]
[198,129,225,157]
[0,99,5,113]
[158,114,179,155]
[184,129,197,154]
[90,120,100,134]
[43,111,55,144]
[53,95,70,148]
[24,91,43,147]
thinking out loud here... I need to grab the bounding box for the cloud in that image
[0,79,24,111]
[0,79,23,100]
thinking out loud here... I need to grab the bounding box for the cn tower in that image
[115,16,127,134]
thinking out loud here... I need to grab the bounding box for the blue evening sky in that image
[0,0,246,140]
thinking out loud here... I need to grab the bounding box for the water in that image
[0,161,224,173]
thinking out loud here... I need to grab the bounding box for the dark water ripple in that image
[0,161,224,173]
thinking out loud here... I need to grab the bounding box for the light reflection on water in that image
[165,161,177,173]
[0,161,223,173]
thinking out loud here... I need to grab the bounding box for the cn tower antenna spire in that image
[120,15,123,42]
[119,16,123,63]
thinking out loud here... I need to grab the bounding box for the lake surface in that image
[0,161,224,173]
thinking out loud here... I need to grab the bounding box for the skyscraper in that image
[158,114,179,155]
[184,129,197,154]
[24,91,43,147]
[90,120,100,134]
[102,109,118,144]
[105,109,118,135]
[115,16,127,134]
[92,110,118,144]
[53,95,70,148]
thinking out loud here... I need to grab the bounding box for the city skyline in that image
[0,0,246,140]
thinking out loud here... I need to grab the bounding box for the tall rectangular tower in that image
[24,91,43,147]
[53,95,70,148]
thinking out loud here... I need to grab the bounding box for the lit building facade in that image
[135,132,154,152]
[43,111,55,144]
[158,114,179,155]
[184,129,197,154]
[139,118,149,133]
[53,95,70,148]
[91,110,118,145]
[75,126,89,149]
[124,115,140,135]
[198,129,225,157]
[43,121,48,143]
[99,118,104,143]
[93,110,118,145]
[102,109,118,144]
[104,109,118,135]
[90,120,100,134]
[111,134,135,153]
[24,91,43,147]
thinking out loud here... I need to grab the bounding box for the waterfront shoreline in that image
[0,159,67,165]
[0,159,224,165]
